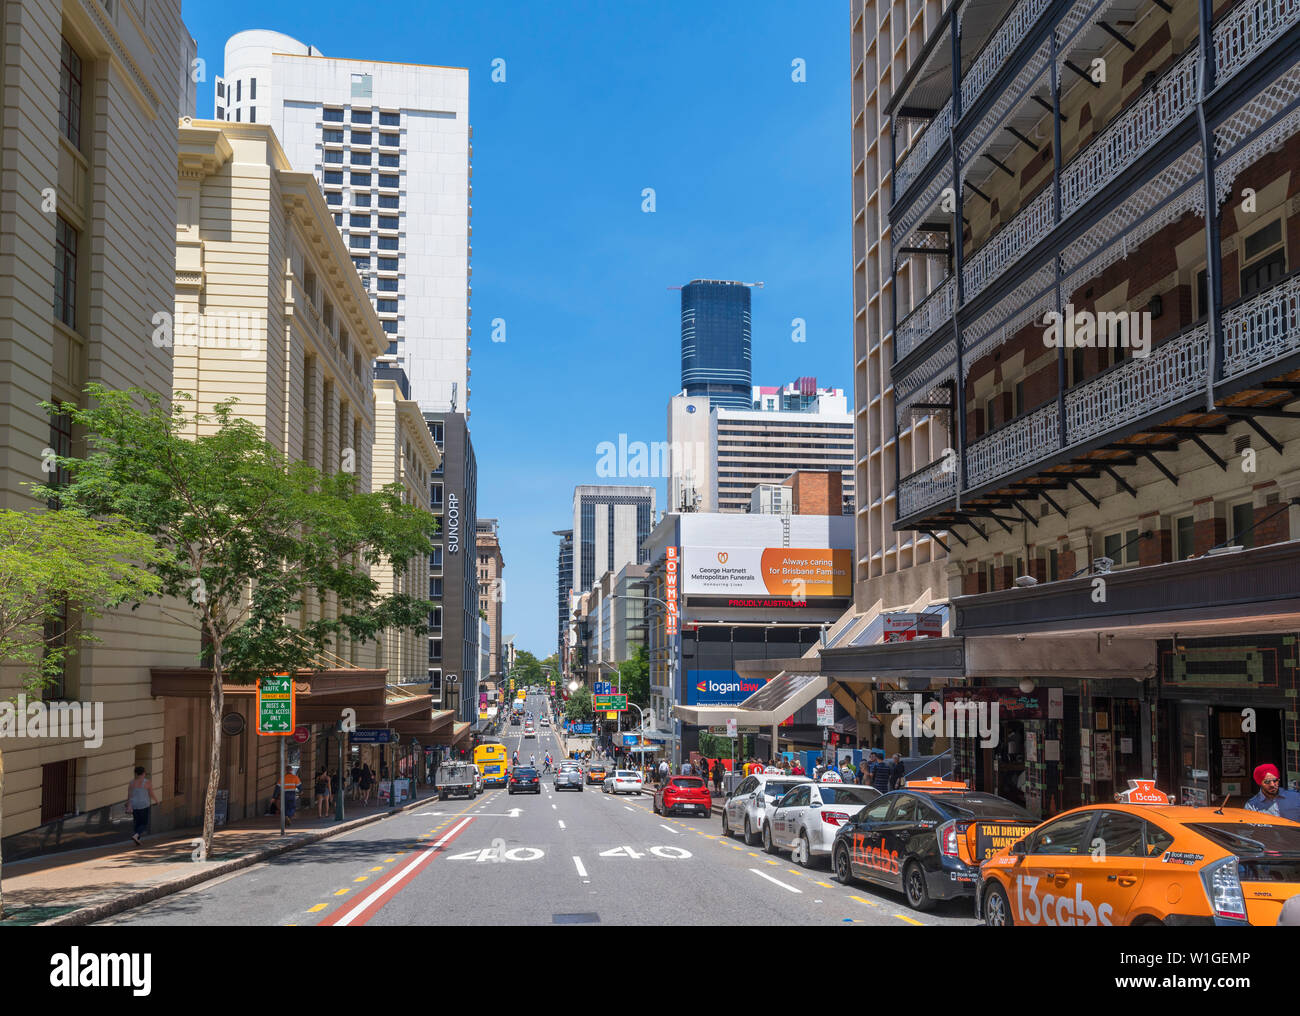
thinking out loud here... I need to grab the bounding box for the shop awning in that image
[672,670,829,727]
[429,721,471,746]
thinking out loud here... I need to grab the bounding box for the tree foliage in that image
[38,386,438,853]
[564,685,593,724]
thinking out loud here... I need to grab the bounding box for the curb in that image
[36,795,432,927]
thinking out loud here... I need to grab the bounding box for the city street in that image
[100,696,976,927]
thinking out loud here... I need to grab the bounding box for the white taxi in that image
[722,773,813,847]
[763,782,882,867]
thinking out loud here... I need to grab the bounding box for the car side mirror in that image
[1010,839,1029,857]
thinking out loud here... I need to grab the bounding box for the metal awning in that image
[672,670,829,727]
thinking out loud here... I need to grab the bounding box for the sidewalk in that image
[0,792,431,927]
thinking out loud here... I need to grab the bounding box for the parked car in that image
[602,770,644,795]
[832,779,1036,912]
[436,761,478,801]
[555,763,583,792]
[654,776,711,818]
[722,773,813,846]
[507,766,542,795]
[763,783,881,867]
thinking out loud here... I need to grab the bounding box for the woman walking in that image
[315,767,330,817]
[126,766,159,845]
[359,764,375,805]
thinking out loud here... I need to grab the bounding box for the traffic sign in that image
[726,718,737,738]
[816,698,834,726]
[593,681,612,695]
[293,725,310,744]
[593,693,627,712]
[257,674,294,735]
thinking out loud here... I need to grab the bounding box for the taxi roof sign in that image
[906,777,969,791]
[1114,778,1172,805]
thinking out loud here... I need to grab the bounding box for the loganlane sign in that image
[683,548,851,598]
[665,546,679,636]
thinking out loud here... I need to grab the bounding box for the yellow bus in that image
[474,742,509,787]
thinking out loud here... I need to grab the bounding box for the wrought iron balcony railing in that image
[961,0,1054,116]
[896,277,956,361]
[962,186,1055,301]
[897,457,958,518]
[1215,0,1300,88]
[966,400,1060,488]
[1221,270,1300,381]
[895,100,952,198]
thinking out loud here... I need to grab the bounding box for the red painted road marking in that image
[319,816,475,927]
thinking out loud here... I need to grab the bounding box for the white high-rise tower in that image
[217,30,471,415]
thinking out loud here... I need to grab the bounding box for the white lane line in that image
[551,804,557,810]
[624,806,635,812]
[558,820,566,830]
[659,824,679,835]
[573,856,588,878]
[749,868,802,894]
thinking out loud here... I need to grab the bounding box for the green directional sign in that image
[258,673,295,735]
[592,693,627,712]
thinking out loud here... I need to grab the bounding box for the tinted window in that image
[1093,811,1146,857]
[513,767,538,778]
[1186,822,1300,854]
[928,794,1035,821]
[734,777,756,797]
[819,787,879,806]
[889,795,925,823]
[780,786,811,808]
[860,799,894,823]
[671,778,705,789]
[1145,822,1175,857]
[1027,812,1096,856]
[762,780,801,800]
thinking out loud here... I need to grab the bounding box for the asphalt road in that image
[101,694,978,927]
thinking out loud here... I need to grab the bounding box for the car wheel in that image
[721,811,731,838]
[744,817,756,847]
[439,790,447,801]
[703,809,711,819]
[904,861,935,912]
[833,844,854,885]
[983,882,1013,927]
[652,797,659,814]
[762,823,778,855]
[795,831,814,868]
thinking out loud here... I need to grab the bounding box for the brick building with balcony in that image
[837,0,1300,819]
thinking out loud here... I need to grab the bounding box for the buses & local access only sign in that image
[257,674,295,735]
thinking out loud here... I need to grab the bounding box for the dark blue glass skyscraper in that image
[680,279,752,411]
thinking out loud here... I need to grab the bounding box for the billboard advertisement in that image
[683,548,851,598]
[881,612,944,642]
[687,670,771,706]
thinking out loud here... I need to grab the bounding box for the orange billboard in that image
[759,548,852,597]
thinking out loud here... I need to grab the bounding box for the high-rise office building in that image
[667,380,855,514]
[680,279,753,411]
[554,529,573,665]
[572,486,656,593]
[217,30,471,415]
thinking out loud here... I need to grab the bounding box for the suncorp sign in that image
[687,670,770,706]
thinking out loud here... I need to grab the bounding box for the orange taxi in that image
[978,780,1300,926]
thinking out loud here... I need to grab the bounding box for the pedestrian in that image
[283,766,301,825]
[331,768,342,810]
[869,750,892,794]
[890,752,906,790]
[791,757,805,776]
[1245,763,1300,820]
[658,758,669,787]
[350,761,362,801]
[315,767,330,817]
[359,764,374,805]
[712,759,723,796]
[125,766,159,845]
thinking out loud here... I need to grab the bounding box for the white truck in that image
[436,760,479,801]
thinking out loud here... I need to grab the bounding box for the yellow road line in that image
[308,903,327,913]
[369,866,384,872]
[384,857,396,862]
[815,881,833,888]
[353,876,369,883]
[895,914,924,926]
[334,888,350,896]
[850,894,880,908]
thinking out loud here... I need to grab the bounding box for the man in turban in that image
[1244,763,1300,821]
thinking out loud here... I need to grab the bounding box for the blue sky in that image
[182,0,851,659]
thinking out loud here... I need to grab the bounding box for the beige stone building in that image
[476,518,504,680]
[0,0,193,857]
[372,367,440,685]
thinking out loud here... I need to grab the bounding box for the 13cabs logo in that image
[1015,874,1114,926]
[852,833,900,875]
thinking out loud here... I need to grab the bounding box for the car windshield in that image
[928,793,1035,820]
[818,787,878,805]
[513,767,538,777]
[763,781,800,799]
[616,771,638,778]
[672,778,705,789]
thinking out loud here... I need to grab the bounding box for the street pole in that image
[279,736,286,837]
[336,721,345,822]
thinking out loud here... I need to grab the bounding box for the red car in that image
[655,776,712,818]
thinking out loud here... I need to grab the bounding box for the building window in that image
[350,214,371,228]
[324,108,344,123]
[351,131,372,146]
[217,82,224,99]
[378,194,399,210]
[324,149,343,164]
[248,106,256,123]
[431,545,443,568]
[1102,528,1140,567]
[59,38,84,150]
[323,128,344,143]
[378,277,398,292]
[349,234,371,250]
[376,298,398,313]
[380,133,400,146]
[379,153,400,168]
[173,735,186,796]
[54,217,78,329]
[378,236,399,251]
[1175,514,1195,559]
[985,397,997,432]
[378,215,400,230]
[351,151,372,166]
[380,111,400,126]
[249,77,257,100]
[353,192,372,207]
[235,109,241,122]
[379,174,400,188]
[385,342,398,356]
[216,106,224,119]
[324,170,343,184]
[1231,501,1255,549]
[352,256,371,273]
[334,213,343,226]
[236,79,241,102]
[382,320,398,334]
[350,171,371,186]
[378,257,399,271]
[326,191,342,206]
[40,759,77,824]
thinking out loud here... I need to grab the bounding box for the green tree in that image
[612,645,649,708]
[40,387,436,856]
[564,685,593,725]
[0,508,166,919]
[513,649,545,686]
